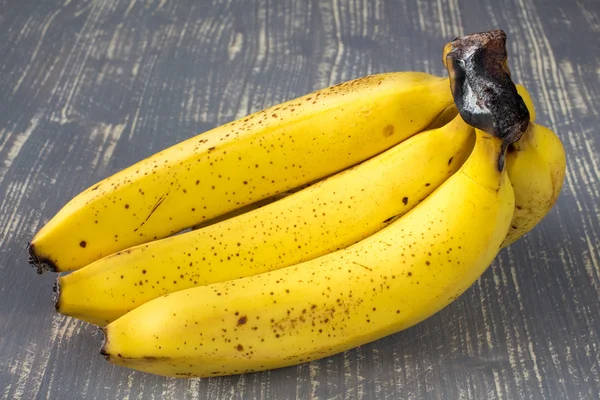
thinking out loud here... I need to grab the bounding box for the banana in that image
[503,122,566,246]
[56,113,475,326]
[502,86,566,247]
[100,30,525,378]
[28,72,453,273]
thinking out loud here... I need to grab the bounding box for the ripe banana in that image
[57,113,475,326]
[100,30,527,378]
[29,72,453,273]
[503,122,566,246]
[100,126,514,378]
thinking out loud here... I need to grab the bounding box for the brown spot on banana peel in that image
[444,30,529,171]
[383,125,395,137]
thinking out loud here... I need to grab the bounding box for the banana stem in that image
[443,30,530,171]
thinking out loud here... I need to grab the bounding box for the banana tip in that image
[27,243,58,274]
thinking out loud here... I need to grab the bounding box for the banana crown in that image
[444,30,531,172]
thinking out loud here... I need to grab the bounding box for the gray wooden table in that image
[1,0,599,399]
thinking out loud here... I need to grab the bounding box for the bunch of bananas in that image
[28,30,565,378]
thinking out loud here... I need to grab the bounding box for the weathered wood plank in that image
[0,0,598,399]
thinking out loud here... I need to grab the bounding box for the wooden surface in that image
[1,0,599,399]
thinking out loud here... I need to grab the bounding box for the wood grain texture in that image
[1,0,599,399]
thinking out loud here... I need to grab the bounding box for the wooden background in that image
[1,0,599,399]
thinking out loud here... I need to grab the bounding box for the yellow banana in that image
[56,114,475,326]
[100,126,514,378]
[28,72,452,273]
[503,122,566,246]
[100,30,526,378]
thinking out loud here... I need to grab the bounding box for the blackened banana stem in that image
[444,29,530,171]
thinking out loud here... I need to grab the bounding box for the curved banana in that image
[100,125,514,378]
[503,122,566,246]
[29,72,452,273]
[57,114,475,326]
